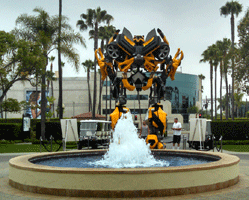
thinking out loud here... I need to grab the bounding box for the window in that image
[103,95,148,100]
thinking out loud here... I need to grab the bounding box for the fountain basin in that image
[9,149,240,198]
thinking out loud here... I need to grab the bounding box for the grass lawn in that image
[0,143,78,153]
[222,145,249,152]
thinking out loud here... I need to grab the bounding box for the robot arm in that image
[166,48,184,81]
[148,103,167,135]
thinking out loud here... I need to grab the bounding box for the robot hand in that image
[167,48,184,80]
[95,48,109,80]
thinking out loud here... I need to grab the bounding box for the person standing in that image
[140,121,150,139]
[172,117,182,149]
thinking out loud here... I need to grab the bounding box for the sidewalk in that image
[0,141,249,199]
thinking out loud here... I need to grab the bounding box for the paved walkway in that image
[0,137,249,200]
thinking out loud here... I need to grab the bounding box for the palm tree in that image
[217,95,228,119]
[234,92,244,117]
[97,26,116,115]
[216,38,231,120]
[224,49,233,119]
[198,74,205,93]
[220,1,243,120]
[14,8,86,139]
[48,56,56,117]
[58,0,63,119]
[90,25,116,117]
[90,25,116,115]
[82,59,94,112]
[77,7,113,119]
[200,45,217,120]
[47,56,56,91]
[210,45,219,120]
[98,25,116,50]
[104,25,116,118]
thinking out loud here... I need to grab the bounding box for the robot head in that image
[133,35,144,45]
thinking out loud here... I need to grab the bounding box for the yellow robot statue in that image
[95,27,183,142]
[145,103,167,149]
[110,104,129,130]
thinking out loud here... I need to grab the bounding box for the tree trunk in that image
[109,77,112,120]
[237,105,239,118]
[225,70,229,120]
[58,0,63,119]
[92,22,98,119]
[0,99,2,119]
[210,63,213,120]
[105,78,107,120]
[215,66,217,120]
[87,69,92,112]
[220,62,223,120]
[98,78,103,114]
[51,64,55,118]
[231,14,235,120]
[36,74,38,119]
[40,57,48,140]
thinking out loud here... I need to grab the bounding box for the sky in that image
[2,0,249,105]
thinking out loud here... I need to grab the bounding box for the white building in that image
[3,71,202,130]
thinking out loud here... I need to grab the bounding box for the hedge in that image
[35,121,81,141]
[211,121,249,140]
[0,123,22,140]
[222,140,249,145]
[36,122,62,140]
[0,118,81,141]
[0,118,22,123]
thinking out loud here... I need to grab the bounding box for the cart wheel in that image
[194,143,199,150]
[77,143,82,150]
[209,143,214,150]
[91,142,98,149]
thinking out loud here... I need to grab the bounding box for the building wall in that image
[5,77,89,119]
[91,71,202,128]
[4,72,201,130]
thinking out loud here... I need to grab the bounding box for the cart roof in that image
[80,120,111,123]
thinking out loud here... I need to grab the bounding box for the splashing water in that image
[92,112,169,168]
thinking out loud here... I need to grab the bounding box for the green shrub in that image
[23,139,32,143]
[0,140,15,144]
[211,121,249,140]
[0,123,22,140]
[36,122,62,140]
[187,106,199,113]
[164,131,167,137]
[14,140,24,143]
[0,118,22,123]
[31,139,40,144]
[66,141,78,145]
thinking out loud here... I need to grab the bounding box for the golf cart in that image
[78,120,112,149]
[188,118,213,150]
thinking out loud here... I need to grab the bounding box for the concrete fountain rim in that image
[9,149,240,174]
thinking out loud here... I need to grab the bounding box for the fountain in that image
[9,28,240,197]
[9,112,240,198]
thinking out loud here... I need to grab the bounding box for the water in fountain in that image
[92,112,169,168]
